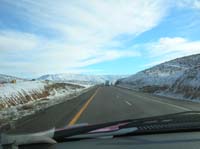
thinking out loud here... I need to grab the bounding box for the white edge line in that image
[125,101,132,106]
[149,98,190,111]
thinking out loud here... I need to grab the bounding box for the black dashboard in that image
[18,131,200,149]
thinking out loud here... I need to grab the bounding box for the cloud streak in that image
[175,0,200,10]
[0,0,168,76]
[142,37,200,67]
[147,37,200,57]
[0,30,39,51]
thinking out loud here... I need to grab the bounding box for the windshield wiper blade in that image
[53,119,132,141]
[63,111,200,140]
[2,111,200,148]
[67,127,137,139]
[0,119,132,148]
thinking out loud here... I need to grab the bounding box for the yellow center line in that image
[67,88,100,126]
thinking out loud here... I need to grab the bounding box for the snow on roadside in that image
[61,81,93,88]
[0,81,48,109]
[155,91,200,103]
[0,81,46,99]
[0,86,88,123]
[0,74,26,83]
[0,81,92,130]
[117,54,200,102]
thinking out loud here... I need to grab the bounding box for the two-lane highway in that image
[7,86,200,133]
[75,86,191,125]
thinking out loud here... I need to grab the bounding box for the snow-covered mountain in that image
[116,54,200,100]
[38,74,127,85]
[0,74,26,83]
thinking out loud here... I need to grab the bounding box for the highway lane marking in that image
[147,98,190,111]
[125,101,132,106]
[116,87,190,111]
[67,88,99,126]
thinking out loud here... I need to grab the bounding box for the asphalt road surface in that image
[7,86,200,133]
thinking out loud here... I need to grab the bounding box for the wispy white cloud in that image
[0,0,169,76]
[143,37,200,67]
[0,30,39,51]
[147,37,200,57]
[0,30,139,76]
[8,0,167,40]
[175,0,200,9]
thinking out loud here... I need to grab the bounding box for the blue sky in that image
[0,0,200,78]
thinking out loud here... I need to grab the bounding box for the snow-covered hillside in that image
[0,80,89,129]
[0,74,26,83]
[116,54,200,101]
[0,80,87,110]
[0,81,47,109]
[38,73,127,85]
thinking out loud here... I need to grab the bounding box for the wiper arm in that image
[1,128,56,149]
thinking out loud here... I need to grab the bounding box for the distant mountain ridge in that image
[0,74,26,83]
[116,54,200,101]
[38,73,128,85]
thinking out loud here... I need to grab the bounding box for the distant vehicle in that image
[105,80,110,86]
[10,80,16,84]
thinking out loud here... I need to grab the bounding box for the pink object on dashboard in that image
[90,122,129,133]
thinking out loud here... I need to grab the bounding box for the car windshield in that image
[0,0,200,136]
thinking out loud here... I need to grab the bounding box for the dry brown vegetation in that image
[0,82,84,110]
[0,90,49,110]
[139,85,169,93]
[171,85,200,100]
